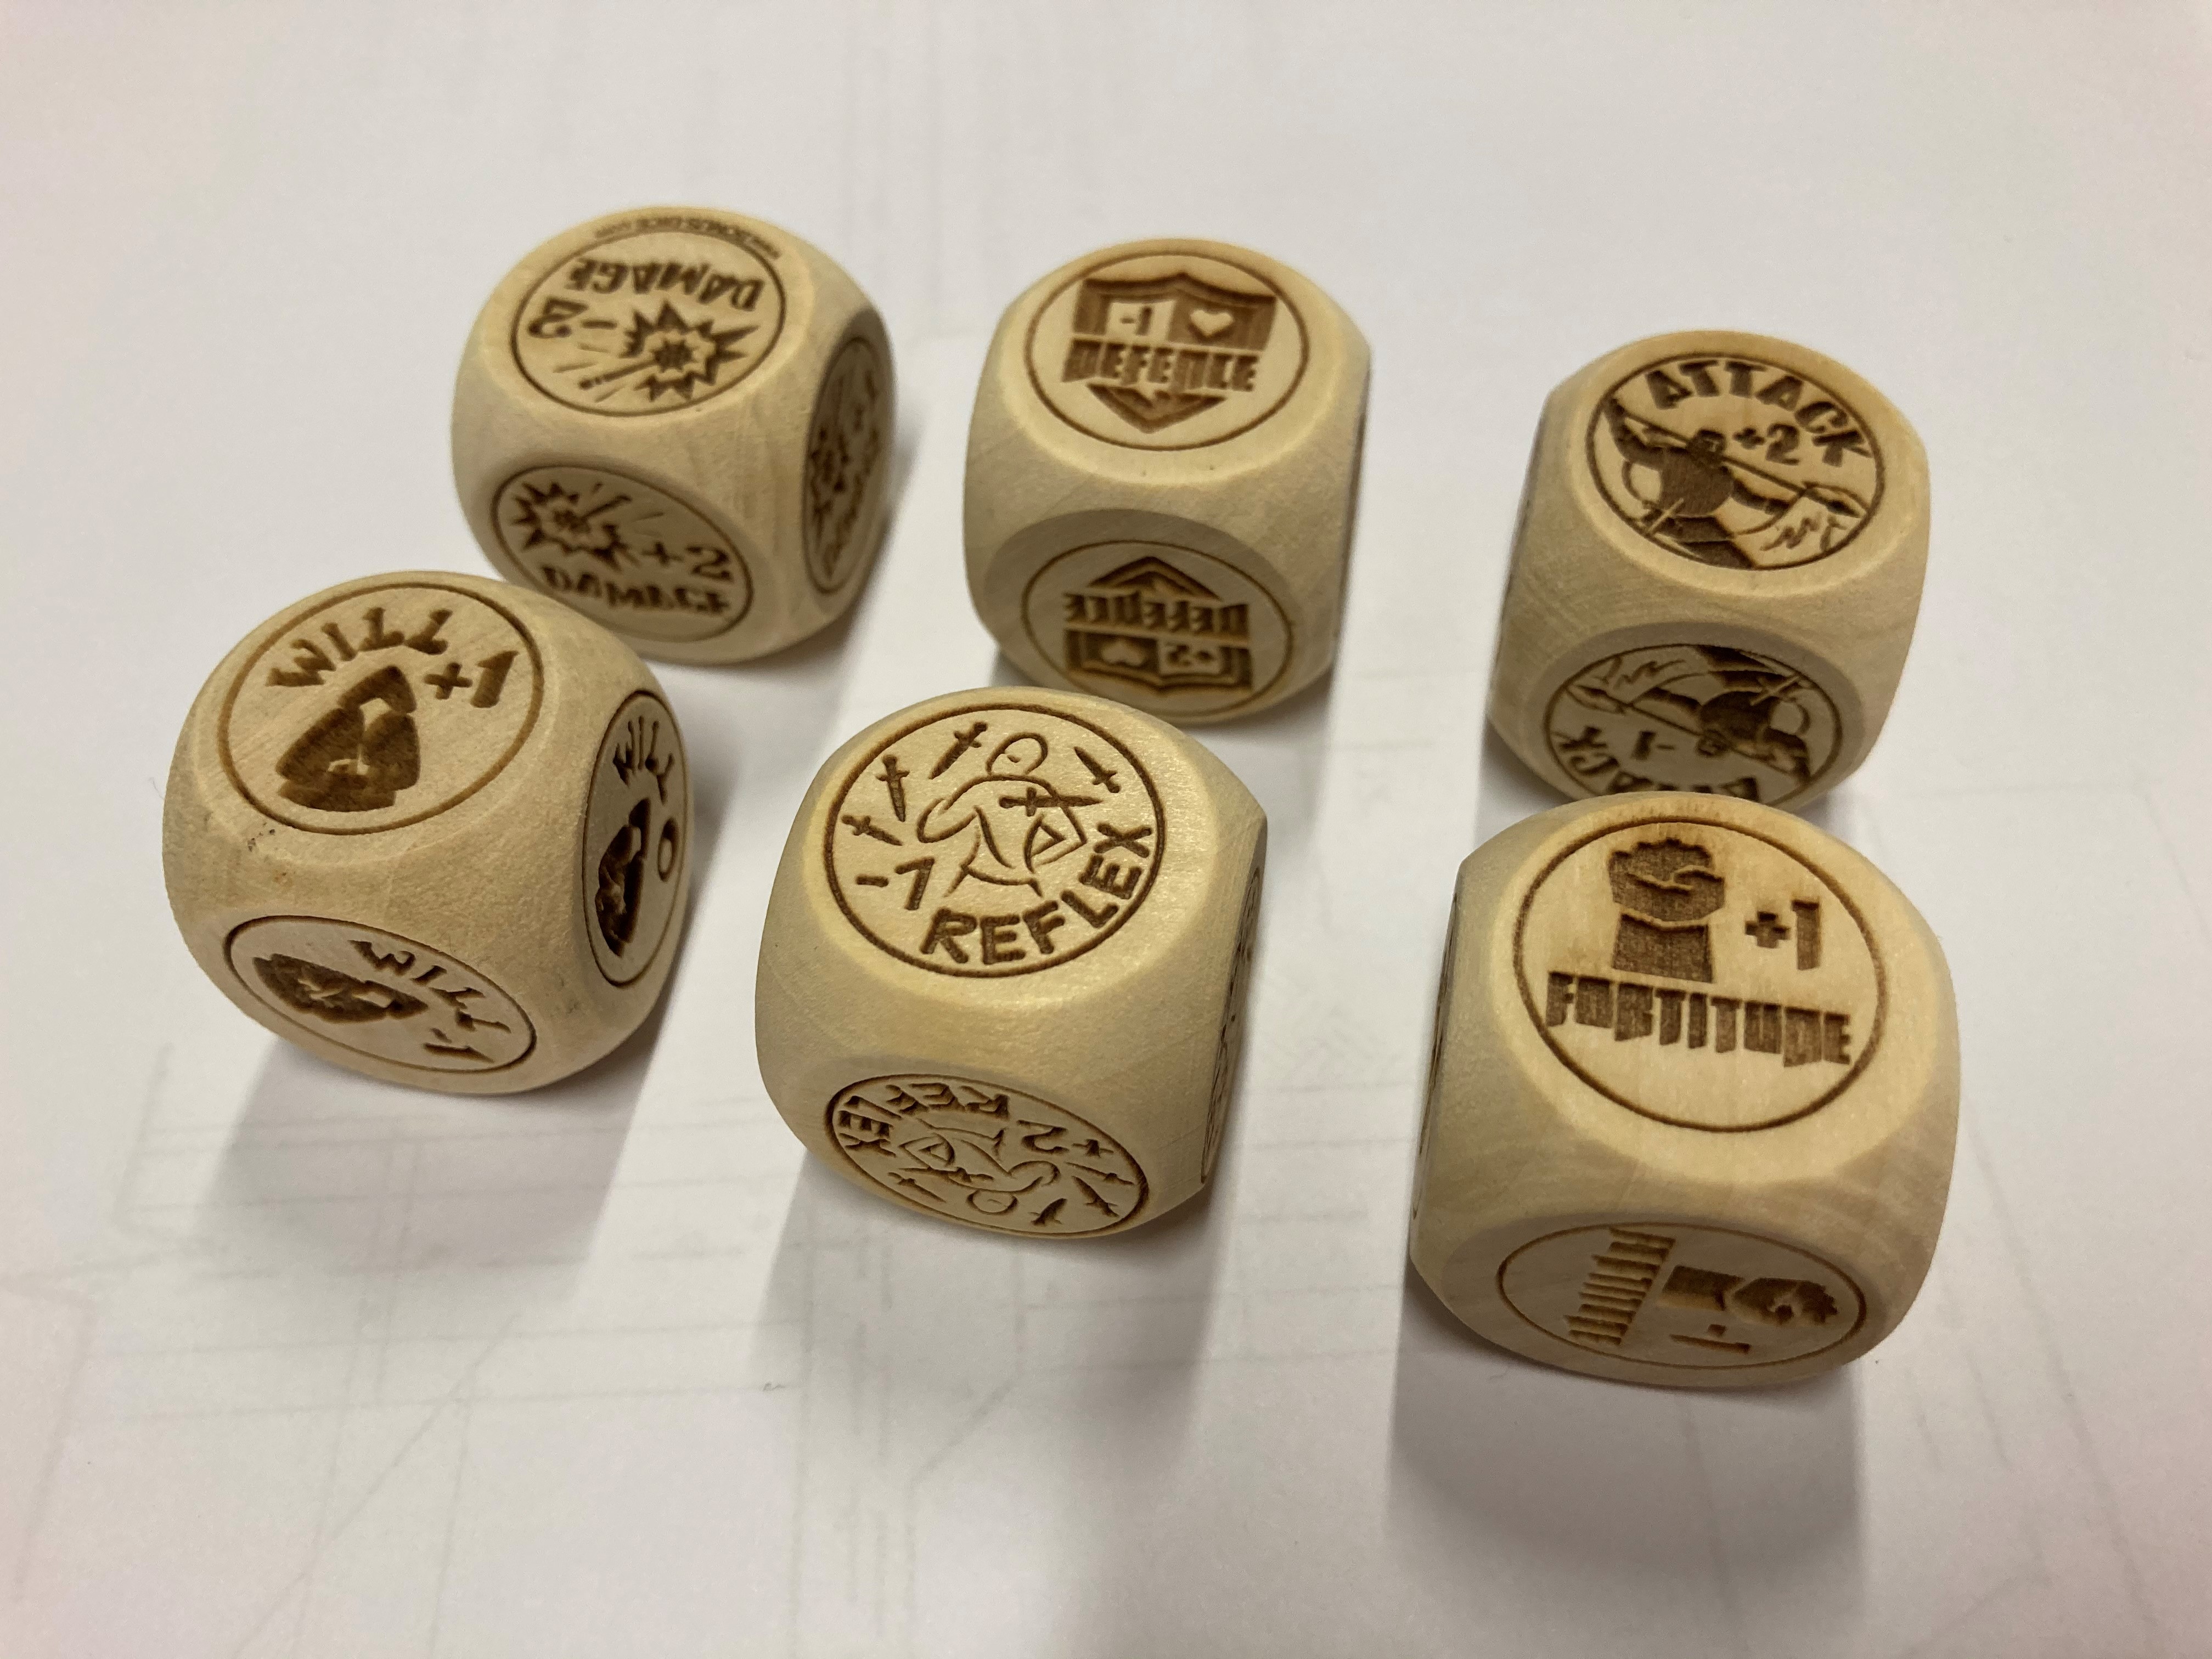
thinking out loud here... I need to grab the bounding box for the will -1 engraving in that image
[827,1075,1147,1235]
[582,691,689,986]
[802,336,890,591]
[825,704,1166,977]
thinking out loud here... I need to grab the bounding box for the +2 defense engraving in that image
[1514,817,1884,1131]
[1588,351,1883,569]
[1026,251,1309,449]
[825,704,1165,977]
[582,691,689,987]
[828,1075,1147,1234]
[802,335,890,591]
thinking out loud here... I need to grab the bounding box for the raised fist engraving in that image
[1609,838,1724,982]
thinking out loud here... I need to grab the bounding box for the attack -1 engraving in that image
[512,216,786,416]
[1515,818,1883,1130]
[220,582,542,834]
[582,691,689,986]
[493,465,752,642]
[1588,352,1883,568]
[1546,644,1839,806]
[825,704,1165,977]
[1500,1223,1865,1370]
[1026,252,1309,449]
[827,1074,1148,1235]
[227,916,536,1073]
[802,335,890,591]
[1022,542,1292,719]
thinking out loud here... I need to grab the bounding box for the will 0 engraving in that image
[582,691,689,985]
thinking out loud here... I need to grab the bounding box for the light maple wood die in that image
[452,205,894,665]
[1409,794,1957,1388]
[965,238,1369,725]
[756,687,1266,1236]
[163,571,692,1093]
[1489,331,1929,809]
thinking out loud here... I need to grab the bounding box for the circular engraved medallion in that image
[825,703,1164,977]
[1022,541,1292,720]
[582,691,690,985]
[227,916,535,1074]
[221,582,543,834]
[493,466,751,643]
[828,1075,1147,1235]
[1588,352,1883,568]
[1514,817,1883,1131]
[1026,251,1308,450]
[511,219,786,416]
[803,335,891,591]
[1545,644,1839,807]
[1500,1222,1866,1370]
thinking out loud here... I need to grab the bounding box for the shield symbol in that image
[1065,270,1280,433]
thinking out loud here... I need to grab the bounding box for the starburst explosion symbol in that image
[618,301,756,404]
[506,480,629,568]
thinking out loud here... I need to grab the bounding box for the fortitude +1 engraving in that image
[227,916,536,1074]
[1500,1223,1866,1370]
[582,691,690,986]
[802,336,890,591]
[1025,252,1309,449]
[511,219,787,416]
[493,465,752,643]
[826,1075,1149,1235]
[219,582,542,834]
[1514,818,1883,1130]
[1588,352,1884,569]
[1546,644,1840,805]
[824,704,1166,977]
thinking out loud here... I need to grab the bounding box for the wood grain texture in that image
[1489,330,1928,809]
[756,685,1265,1235]
[1409,793,1957,1387]
[453,205,894,665]
[966,238,1368,724]
[162,570,691,1093]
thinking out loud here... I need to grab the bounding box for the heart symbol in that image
[1186,308,1235,340]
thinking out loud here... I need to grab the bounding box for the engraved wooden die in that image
[453,205,894,664]
[965,238,1369,725]
[756,687,1266,1236]
[164,572,691,1093]
[1409,794,1957,1388]
[1489,331,1929,809]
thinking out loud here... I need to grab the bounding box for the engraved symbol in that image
[1203,845,1266,1180]
[826,1075,1148,1236]
[1588,352,1883,569]
[275,665,420,812]
[1609,840,1725,981]
[252,955,427,1023]
[1546,644,1840,806]
[1026,252,1309,450]
[828,704,1164,977]
[803,336,890,591]
[582,693,689,985]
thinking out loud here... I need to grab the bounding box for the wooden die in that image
[164,571,691,1093]
[1489,331,1928,809]
[453,205,894,664]
[1409,794,1957,1387]
[756,687,1266,1235]
[965,238,1368,724]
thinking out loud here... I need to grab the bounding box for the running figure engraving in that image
[915,733,1096,895]
[1602,400,1804,569]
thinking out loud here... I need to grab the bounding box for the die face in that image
[1409,795,1957,1389]
[967,239,1369,726]
[757,687,1267,1234]
[454,206,894,665]
[165,572,691,1094]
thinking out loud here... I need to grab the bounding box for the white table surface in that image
[5,3,2210,1654]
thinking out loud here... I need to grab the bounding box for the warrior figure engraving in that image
[1602,399,1802,568]
[915,734,1097,894]
[1566,647,1821,795]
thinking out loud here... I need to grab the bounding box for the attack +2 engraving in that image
[802,336,890,591]
[227,917,536,1073]
[1546,644,1840,806]
[1026,252,1308,449]
[828,1075,1147,1235]
[582,691,689,986]
[220,583,542,834]
[825,704,1165,977]
[1514,818,1883,1130]
[494,466,752,643]
[513,216,786,416]
[1500,1223,1866,1370]
[1588,352,1883,568]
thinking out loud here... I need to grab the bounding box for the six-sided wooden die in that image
[756,687,1267,1235]
[164,571,692,1093]
[1409,793,1956,1387]
[966,237,1369,724]
[453,205,894,665]
[1488,331,1929,809]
